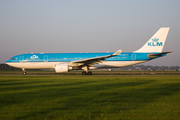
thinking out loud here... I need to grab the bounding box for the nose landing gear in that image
[22,68,27,75]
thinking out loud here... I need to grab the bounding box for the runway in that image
[1,74,180,76]
[0,71,180,76]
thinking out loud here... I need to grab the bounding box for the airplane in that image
[6,27,171,75]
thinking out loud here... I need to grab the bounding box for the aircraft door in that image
[19,56,24,62]
[44,55,48,62]
[132,54,136,60]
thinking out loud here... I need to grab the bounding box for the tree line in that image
[121,65,180,71]
[0,64,21,71]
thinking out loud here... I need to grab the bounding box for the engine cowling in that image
[55,63,72,73]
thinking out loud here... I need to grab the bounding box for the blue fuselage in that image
[6,52,161,63]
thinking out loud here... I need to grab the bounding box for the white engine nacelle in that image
[55,63,72,73]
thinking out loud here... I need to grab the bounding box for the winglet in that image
[113,49,122,55]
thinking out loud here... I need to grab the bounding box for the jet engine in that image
[55,63,72,73]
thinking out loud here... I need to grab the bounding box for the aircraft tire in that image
[88,71,92,75]
[23,72,27,75]
[82,71,86,75]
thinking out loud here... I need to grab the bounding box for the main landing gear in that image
[82,66,92,75]
[22,68,27,75]
[82,71,92,75]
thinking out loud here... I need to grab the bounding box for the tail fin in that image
[134,27,170,53]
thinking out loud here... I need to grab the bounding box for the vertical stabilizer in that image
[134,27,170,53]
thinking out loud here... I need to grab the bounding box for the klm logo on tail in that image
[148,38,163,46]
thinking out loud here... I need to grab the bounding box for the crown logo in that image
[31,55,38,59]
[151,37,159,42]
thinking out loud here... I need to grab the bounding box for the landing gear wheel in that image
[23,72,27,75]
[88,71,92,75]
[82,71,86,75]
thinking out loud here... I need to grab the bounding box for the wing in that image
[70,50,122,66]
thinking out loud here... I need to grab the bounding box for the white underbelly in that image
[90,61,147,69]
[6,62,63,69]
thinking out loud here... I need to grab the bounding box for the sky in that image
[0,0,180,66]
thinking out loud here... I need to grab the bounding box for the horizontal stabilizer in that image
[148,51,172,58]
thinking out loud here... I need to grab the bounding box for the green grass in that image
[0,76,180,120]
[1,70,180,75]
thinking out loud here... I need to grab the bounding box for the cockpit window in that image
[11,58,14,60]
